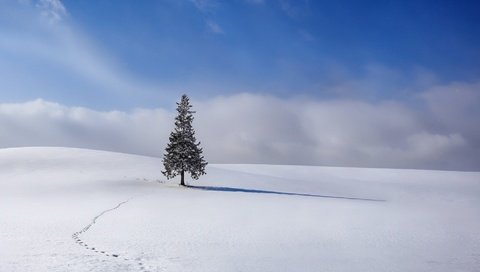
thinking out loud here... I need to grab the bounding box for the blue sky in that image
[72,0,479,101]
[67,0,480,97]
[69,0,480,82]
[1,0,479,109]
[0,0,479,170]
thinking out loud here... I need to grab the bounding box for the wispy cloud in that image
[278,0,309,18]
[190,0,224,35]
[207,20,224,34]
[35,0,68,24]
[0,0,164,106]
[245,0,265,4]
[190,0,218,13]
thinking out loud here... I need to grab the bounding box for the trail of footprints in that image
[71,199,151,271]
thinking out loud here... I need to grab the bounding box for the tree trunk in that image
[180,170,185,186]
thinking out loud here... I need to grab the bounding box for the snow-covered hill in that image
[1,147,479,271]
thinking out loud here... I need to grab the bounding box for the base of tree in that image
[180,170,185,186]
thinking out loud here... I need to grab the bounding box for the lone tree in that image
[162,94,207,186]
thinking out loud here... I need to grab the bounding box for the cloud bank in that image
[1,82,479,171]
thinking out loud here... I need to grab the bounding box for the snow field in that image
[1,147,479,271]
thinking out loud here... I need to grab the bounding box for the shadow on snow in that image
[186,185,386,202]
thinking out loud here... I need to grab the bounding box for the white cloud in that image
[406,133,466,160]
[1,83,479,171]
[0,99,173,157]
[421,82,480,137]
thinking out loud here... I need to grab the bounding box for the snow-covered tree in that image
[162,94,207,186]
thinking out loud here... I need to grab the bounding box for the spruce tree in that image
[162,94,207,186]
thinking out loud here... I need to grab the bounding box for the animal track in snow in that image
[72,198,153,271]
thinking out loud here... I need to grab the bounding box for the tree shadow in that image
[187,185,386,202]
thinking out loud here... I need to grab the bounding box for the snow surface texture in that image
[1,147,479,271]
